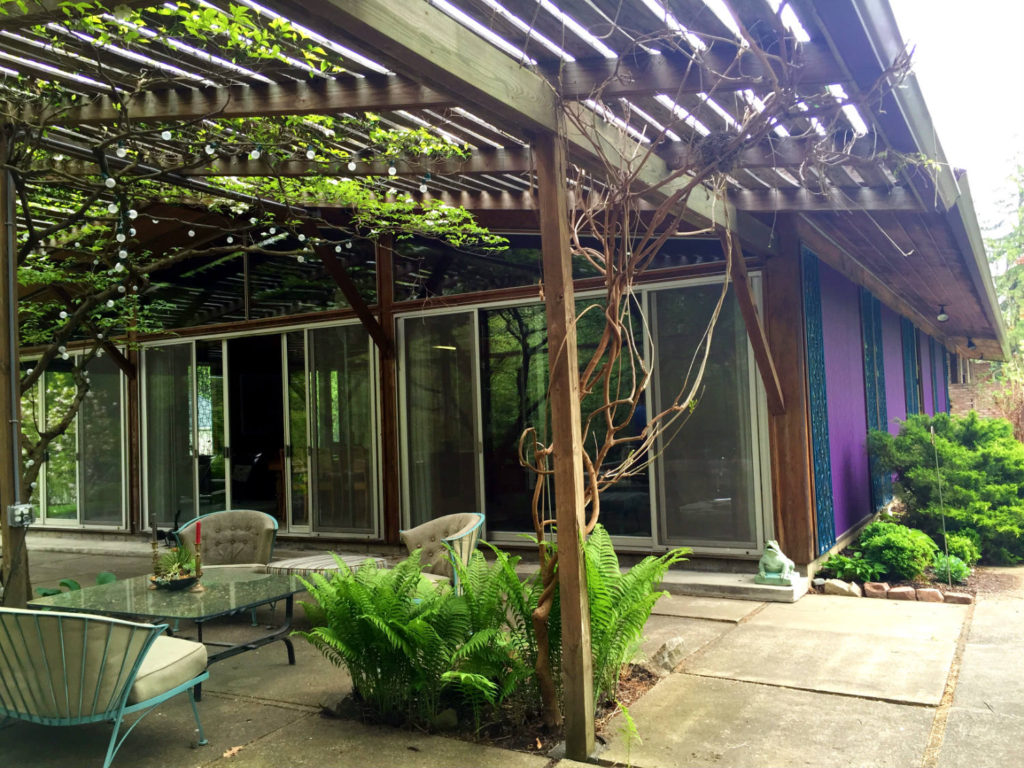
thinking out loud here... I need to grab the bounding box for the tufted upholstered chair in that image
[174,509,278,566]
[399,513,484,587]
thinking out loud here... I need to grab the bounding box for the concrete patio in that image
[3,543,1021,768]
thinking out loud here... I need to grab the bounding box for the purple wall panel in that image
[818,262,871,538]
[919,330,934,416]
[880,304,906,434]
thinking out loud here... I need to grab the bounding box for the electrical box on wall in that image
[7,504,34,527]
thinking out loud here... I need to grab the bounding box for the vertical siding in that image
[818,261,871,539]
[919,330,934,416]
[880,304,907,434]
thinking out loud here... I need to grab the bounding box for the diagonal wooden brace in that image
[300,223,391,355]
[721,230,786,415]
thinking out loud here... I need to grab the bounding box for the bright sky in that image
[889,1,1024,232]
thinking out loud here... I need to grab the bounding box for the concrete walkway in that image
[3,546,1022,768]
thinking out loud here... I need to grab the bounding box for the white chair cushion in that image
[127,635,207,704]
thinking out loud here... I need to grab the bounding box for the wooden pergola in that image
[0,0,1007,758]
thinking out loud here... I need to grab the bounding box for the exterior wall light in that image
[937,305,949,322]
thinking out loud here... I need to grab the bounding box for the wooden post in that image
[533,128,595,759]
[763,216,816,564]
[0,169,30,606]
[375,236,400,544]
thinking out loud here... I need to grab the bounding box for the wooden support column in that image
[126,343,142,534]
[533,129,594,759]
[375,236,400,545]
[0,170,29,606]
[721,230,785,415]
[763,216,816,564]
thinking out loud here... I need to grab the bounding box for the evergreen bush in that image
[943,531,982,566]
[869,412,1024,564]
[856,520,937,581]
[932,553,970,584]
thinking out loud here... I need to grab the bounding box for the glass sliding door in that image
[144,343,196,529]
[401,312,480,527]
[309,325,376,534]
[285,331,309,528]
[43,359,79,522]
[479,304,549,534]
[227,335,284,521]
[653,282,759,548]
[79,354,124,525]
[196,340,227,516]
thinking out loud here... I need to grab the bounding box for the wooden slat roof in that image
[1,0,1006,357]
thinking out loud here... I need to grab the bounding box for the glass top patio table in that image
[27,567,304,622]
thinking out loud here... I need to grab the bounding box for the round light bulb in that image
[59,311,68,319]
[269,227,276,234]
[74,241,81,248]
[419,183,428,193]
[97,349,104,357]
[116,233,126,242]
[58,345,66,353]
[205,144,215,155]
[105,177,116,188]
[250,148,261,160]
[305,149,316,160]
[347,160,357,171]
[298,234,306,242]
[115,147,127,158]
[96,333,103,339]
[118,249,128,259]
[113,262,124,272]
[106,299,115,307]
[345,241,352,249]
[128,209,138,219]
[160,130,172,140]
[107,203,118,213]
[61,352,69,360]
[117,285,126,293]
[188,229,195,237]
[297,255,305,263]
[226,236,233,244]
[387,165,397,176]
[335,245,342,253]
[129,228,136,236]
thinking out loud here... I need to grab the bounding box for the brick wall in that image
[949,361,1004,419]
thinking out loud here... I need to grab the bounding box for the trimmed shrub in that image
[869,412,1024,564]
[943,531,982,566]
[856,521,938,581]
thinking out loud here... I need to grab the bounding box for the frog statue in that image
[755,540,798,586]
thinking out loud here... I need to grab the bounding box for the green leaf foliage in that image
[298,529,688,730]
[855,520,937,581]
[943,532,982,566]
[869,412,1024,563]
[932,553,970,584]
[818,551,886,583]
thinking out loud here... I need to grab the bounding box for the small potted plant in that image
[150,547,200,591]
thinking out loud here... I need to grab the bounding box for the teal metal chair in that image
[399,512,485,592]
[0,607,209,768]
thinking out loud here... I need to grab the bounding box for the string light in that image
[160,130,172,140]
[116,233,126,243]
[305,149,315,160]
[187,229,195,237]
[115,145,127,158]
[106,203,118,213]
[387,165,397,176]
[249,148,261,160]
[118,249,127,259]
[127,209,138,219]
[204,144,215,155]
[58,311,67,319]
[347,159,357,171]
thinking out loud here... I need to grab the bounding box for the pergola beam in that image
[546,44,850,100]
[730,186,919,212]
[59,74,455,125]
[53,147,533,178]
[659,135,882,171]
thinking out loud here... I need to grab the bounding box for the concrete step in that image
[659,569,808,603]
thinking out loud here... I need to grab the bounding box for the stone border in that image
[813,578,973,604]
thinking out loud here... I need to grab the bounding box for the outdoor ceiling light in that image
[967,337,977,350]
[937,305,949,322]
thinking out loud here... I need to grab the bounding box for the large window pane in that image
[80,354,124,525]
[196,341,226,516]
[480,305,550,533]
[403,313,479,526]
[654,284,757,547]
[309,325,374,533]
[44,360,78,522]
[144,344,195,529]
[286,331,309,527]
